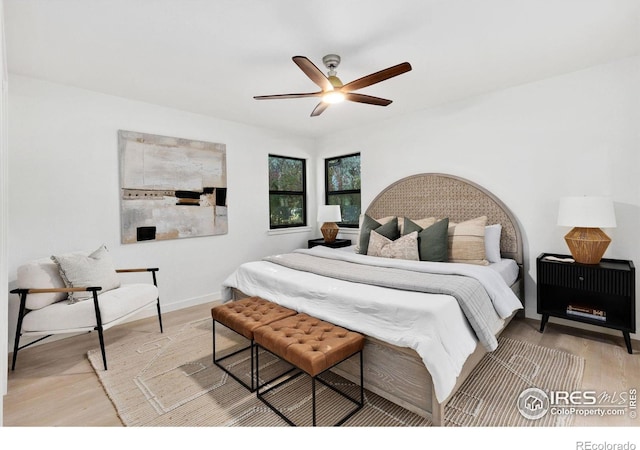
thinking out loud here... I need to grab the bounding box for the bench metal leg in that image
[212,320,256,392]
[256,345,364,427]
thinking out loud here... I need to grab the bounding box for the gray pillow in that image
[51,245,121,304]
[403,217,449,262]
[358,215,399,254]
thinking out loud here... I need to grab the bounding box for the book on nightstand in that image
[566,304,606,321]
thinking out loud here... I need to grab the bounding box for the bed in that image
[221,172,525,425]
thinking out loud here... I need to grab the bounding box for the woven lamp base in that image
[564,227,611,265]
[321,222,339,243]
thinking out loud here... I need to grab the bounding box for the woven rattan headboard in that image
[365,173,523,265]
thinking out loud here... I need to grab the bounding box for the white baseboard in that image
[141,291,220,317]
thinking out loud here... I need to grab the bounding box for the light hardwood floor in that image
[3,302,639,427]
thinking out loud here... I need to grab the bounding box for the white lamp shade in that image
[317,205,342,223]
[557,196,616,228]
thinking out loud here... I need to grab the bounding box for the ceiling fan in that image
[253,54,412,117]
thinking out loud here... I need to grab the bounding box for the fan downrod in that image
[322,54,341,74]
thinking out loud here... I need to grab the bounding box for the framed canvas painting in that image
[118,130,227,243]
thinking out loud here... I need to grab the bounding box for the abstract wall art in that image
[118,130,227,244]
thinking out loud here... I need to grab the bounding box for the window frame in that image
[324,152,361,229]
[268,154,307,229]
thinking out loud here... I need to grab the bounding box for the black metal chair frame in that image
[255,344,364,427]
[10,268,163,371]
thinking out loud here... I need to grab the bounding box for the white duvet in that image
[221,246,522,403]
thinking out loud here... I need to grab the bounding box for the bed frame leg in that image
[431,384,445,426]
[431,404,444,426]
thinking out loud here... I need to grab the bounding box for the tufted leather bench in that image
[211,297,296,391]
[254,313,364,426]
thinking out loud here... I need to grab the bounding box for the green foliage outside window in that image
[269,157,304,191]
[325,153,361,227]
[269,155,306,228]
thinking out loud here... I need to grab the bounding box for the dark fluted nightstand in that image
[537,252,635,353]
[308,238,352,249]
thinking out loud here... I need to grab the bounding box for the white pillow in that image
[51,245,121,304]
[17,258,68,310]
[484,224,502,263]
[367,230,419,261]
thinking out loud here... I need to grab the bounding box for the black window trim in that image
[268,154,307,229]
[324,152,361,229]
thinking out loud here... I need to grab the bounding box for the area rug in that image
[88,317,584,427]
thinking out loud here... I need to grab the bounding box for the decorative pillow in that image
[399,216,437,235]
[51,245,121,303]
[367,230,419,261]
[403,217,449,262]
[484,224,502,263]
[17,258,68,310]
[357,215,399,254]
[448,216,489,265]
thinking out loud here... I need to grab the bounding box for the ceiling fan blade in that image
[310,102,330,117]
[292,56,333,91]
[342,62,412,92]
[254,92,322,100]
[345,93,393,106]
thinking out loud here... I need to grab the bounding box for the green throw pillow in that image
[403,217,449,262]
[358,215,399,254]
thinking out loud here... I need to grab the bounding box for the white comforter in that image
[221,246,522,402]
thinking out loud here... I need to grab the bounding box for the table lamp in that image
[318,205,342,243]
[557,196,616,264]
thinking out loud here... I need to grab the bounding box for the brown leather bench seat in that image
[211,296,296,391]
[254,312,364,426]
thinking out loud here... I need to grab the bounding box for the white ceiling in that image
[4,0,640,138]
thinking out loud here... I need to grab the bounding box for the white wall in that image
[6,75,317,349]
[317,55,640,339]
[1,0,8,424]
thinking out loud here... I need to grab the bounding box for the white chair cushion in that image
[22,283,159,333]
[17,258,67,310]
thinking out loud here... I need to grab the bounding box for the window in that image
[269,155,307,228]
[325,153,361,228]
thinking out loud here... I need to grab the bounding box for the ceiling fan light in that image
[323,90,345,104]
